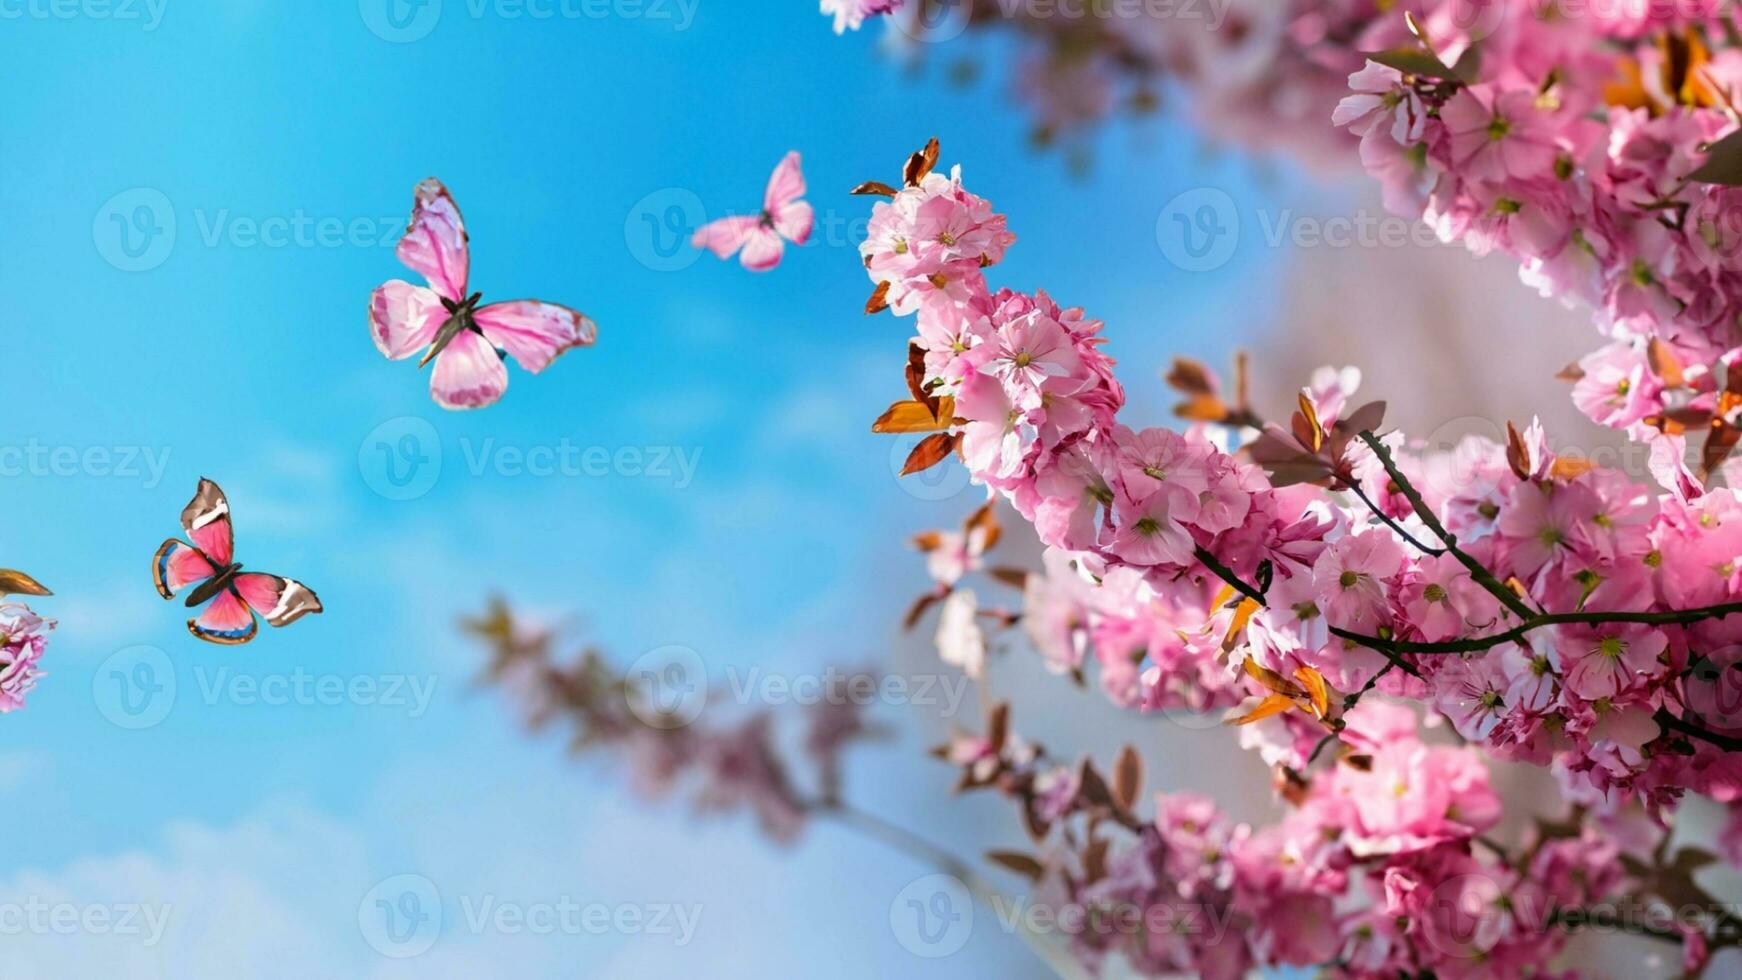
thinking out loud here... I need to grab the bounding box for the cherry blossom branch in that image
[1356,430,1537,621]
[1330,602,1742,656]
[1338,477,1444,557]
[1192,545,1267,606]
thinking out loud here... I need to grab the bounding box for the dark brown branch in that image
[1355,430,1537,622]
[1193,545,1267,606]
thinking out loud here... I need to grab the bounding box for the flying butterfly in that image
[152,479,323,644]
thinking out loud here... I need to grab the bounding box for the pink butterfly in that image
[691,151,814,272]
[370,178,598,410]
[152,479,323,645]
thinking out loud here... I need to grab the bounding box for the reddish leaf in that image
[902,433,957,475]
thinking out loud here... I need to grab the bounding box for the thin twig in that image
[1193,545,1267,606]
[1340,478,1444,556]
[1331,600,1742,655]
[1356,430,1537,621]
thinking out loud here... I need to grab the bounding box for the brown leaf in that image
[905,343,930,404]
[902,591,942,631]
[1648,338,1686,388]
[0,569,51,597]
[964,500,1001,552]
[865,281,891,315]
[1111,745,1143,812]
[986,702,1010,753]
[872,397,956,433]
[1505,421,1532,481]
[1164,357,1218,396]
[850,180,898,197]
[1081,837,1109,885]
[1555,362,1586,382]
[902,433,957,475]
[1703,419,1742,477]
[986,850,1046,882]
[911,531,945,552]
[987,567,1029,589]
[904,137,941,187]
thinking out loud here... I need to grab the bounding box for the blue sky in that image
[0,2,1309,975]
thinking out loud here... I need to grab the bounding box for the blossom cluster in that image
[861,143,1742,824]
[939,700,1731,978]
[0,602,52,713]
[1335,5,1742,462]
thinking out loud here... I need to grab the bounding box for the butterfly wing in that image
[739,226,786,272]
[233,572,323,628]
[396,178,470,302]
[691,215,759,260]
[430,328,509,410]
[152,539,216,599]
[180,478,234,567]
[763,151,806,213]
[187,587,257,645]
[472,300,598,374]
[369,280,446,360]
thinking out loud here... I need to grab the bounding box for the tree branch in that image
[1356,430,1537,622]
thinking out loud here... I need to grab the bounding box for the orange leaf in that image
[1293,666,1330,719]
[902,433,957,475]
[1175,394,1230,423]
[866,281,891,315]
[1648,338,1686,388]
[1230,693,1299,726]
[1221,597,1261,654]
[1294,394,1324,453]
[872,397,956,433]
[850,181,898,197]
[1242,657,1304,698]
[904,137,941,187]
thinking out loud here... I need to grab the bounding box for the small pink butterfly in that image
[370,178,598,410]
[153,479,323,645]
[691,151,814,272]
